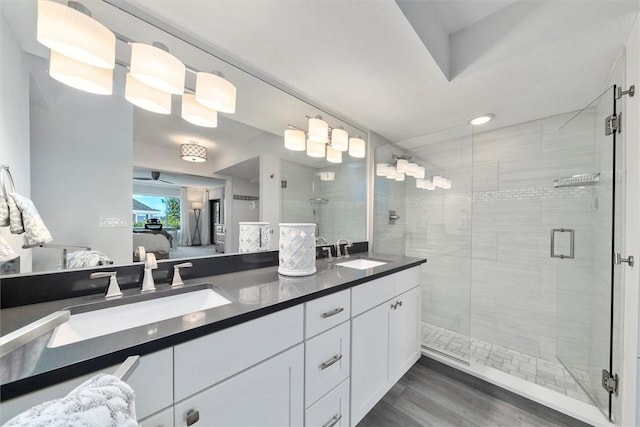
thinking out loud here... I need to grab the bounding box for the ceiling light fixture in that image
[326,145,343,164]
[348,136,366,158]
[181,93,218,128]
[469,113,495,126]
[331,128,349,151]
[376,163,389,176]
[284,128,306,151]
[48,50,113,94]
[129,42,185,95]
[306,139,326,158]
[308,116,329,143]
[181,143,207,162]
[125,73,172,114]
[195,71,237,114]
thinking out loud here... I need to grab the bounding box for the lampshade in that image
[415,166,426,179]
[440,178,452,189]
[181,143,207,162]
[191,201,203,210]
[348,137,366,158]
[326,145,342,163]
[319,172,335,181]
[425,180,436,190]
[331,128,349,151]
[306,140,325,158]
[395,172,405,182]
[129,42,185,95]
[49,50,112,94]
[433,176,446,188]
[195,72,236,114]
[37,0,115,69]
[416,179,426,189]
[386,166,397,180]
[407,162,419,177]
[376,163,388,176]
[284,129,306,151]
[125,73,172,114]
[308,117,329,143]
[182,93,218,128]
[396,159,409,174]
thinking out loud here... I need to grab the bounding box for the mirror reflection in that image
[0,0,368,276]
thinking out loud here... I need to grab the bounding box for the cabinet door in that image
[350,302,390,426]
[389,286,421,383]
[139,406,174,427]
[174,344,304,427]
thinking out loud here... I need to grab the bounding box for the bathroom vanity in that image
[0,253,425,426]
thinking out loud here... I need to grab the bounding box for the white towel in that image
[8,193,52,248]
[0,235,17,262]
[4,373,137,427]
[6,194,24,234]
[0,195,9,227]
[67,250,112,269]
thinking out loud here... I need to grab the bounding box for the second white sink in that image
[48,289,231,348]
[335,259,387,270]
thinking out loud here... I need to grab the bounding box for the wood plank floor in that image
[358,357,592,427]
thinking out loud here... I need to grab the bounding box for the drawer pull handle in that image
[321,307,344,318]
[186,409,200,426]
[323,413,342,427]
[319,354,343,370]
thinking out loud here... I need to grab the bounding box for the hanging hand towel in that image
[0,235,17,262]
[67,250,112,269]
[4,373,138,427]
[0,195,9,227]
[9,193,52,248]
[6,194,24,234]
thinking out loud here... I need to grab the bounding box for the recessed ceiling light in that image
[469,114,495,126]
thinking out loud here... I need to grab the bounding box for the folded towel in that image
[4,373,137,427]
[67,250,112,269]
[8,193,52,248]
[0,235,17,262]
[6,194,24,234]
[0,195,9,227]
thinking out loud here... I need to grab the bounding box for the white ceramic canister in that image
[238,222,272,253]
[278,223,316,276]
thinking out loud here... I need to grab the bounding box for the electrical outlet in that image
[99,216,127,228]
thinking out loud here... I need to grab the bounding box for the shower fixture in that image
[553,173,600,188]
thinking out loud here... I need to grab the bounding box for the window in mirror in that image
[132,195,181,230]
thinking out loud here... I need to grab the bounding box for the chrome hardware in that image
[389,210,400,224]
[0,310,70,358]
[615,253,634,267]
[321,307,344,318]
[319,354,343,370]
[323,413,343,427]
[550,228,575,259]
[113,355,140,382]
[616,84,635,99]
[322,247,334,262]
[186,409,200,426]
[553,173,599,188]
[605,113,620,135]
[90,271,122,299]
[602,369,618,395]
[171,262,193,287]
[336,239,351,259]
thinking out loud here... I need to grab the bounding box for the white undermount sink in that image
[335,258,388,270]
[47,288,231,348]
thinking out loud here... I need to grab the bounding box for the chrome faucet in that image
[336,239,353,259]
[90,271,122,299]
[141,253,157,293]
[171,262,193,287]
[322,247,334,262]
[316,235,328,245]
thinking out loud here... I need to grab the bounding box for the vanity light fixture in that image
[48,50,113,95]
[386,166,397,180]
[396,159,409,174]
[125,73,172,114]
[319,172,335,181]
[37,1,116,69]
[407,162,419,177]
[415,166,426,179]
[308,116,329,143]
[306,139,326,158]
[376,163,389,176]
[129,42,185,95]
[326,145,343,164]
[469,113,495,126]
[395,172,405,182]
[348,136,366,158]
[284,128,306,151]
[181,143,207,163]
[331,128,349,151]
[195,71,237,114]
[181,94,218,128]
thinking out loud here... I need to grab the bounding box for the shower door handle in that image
[550,228,575,259]
[615,253,635,267]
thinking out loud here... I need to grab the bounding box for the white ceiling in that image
[125,0,639,144]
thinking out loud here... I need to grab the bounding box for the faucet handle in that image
[171,262,193,287]
[343,240,353,258]
[90,271,122,299]
[322,247,333,262]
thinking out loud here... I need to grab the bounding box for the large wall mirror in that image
[0,0,368,276]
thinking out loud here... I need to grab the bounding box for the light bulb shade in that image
[326,145,342,163]
[348,137,366,158]
[440,178,452,189]
[125,73,172,114]
[433,176,446,188]
[386,166,396,179]
[416,166,426,179]
[376,163,388,176]
[331,128,349,151]
[308,117,328,143]
[181,144,207,162]
[416,179,425,189]
[306,140,326,158]
[191,201,203,210]
[195,72,236,113]
[396,159,409,174]
[284,129,306,151]
[395,172,405,182]
[129,43,185,95]
[319,172,335,181]
[182,94,218,128]
[37,0,116,69]
[424,179,436,190]
[407,162,419,177]
[49,50,113,94]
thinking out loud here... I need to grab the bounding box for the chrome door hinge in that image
[602,370,618,395]
[281,180,287,189]
[615,253,635,267]
[616,85,635,99]
[605,114,621,135]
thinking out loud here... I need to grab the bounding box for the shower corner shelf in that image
[553,173,600,188]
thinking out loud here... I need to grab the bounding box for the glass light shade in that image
[195,72,236,113]
[49,51,112,95]
[191,201,203,210]
[386,166,396,180]
[308,118,329,143]
[396,159,409,174]
[415,166,426,179]
[348,137,366,158]
[331,128,349,151]
[306,140,325,158]
[424,179,436,190]
[129,43,185,95]
[37,0,115,69]
[376,163,388,176]
[440,178,452,189]
[284,129,306,151]
[407,162,419,177]
[181,143,207,162]
[182,94,218,128]
[395,172,405,182]
[326,145,342,163]
[125,73,171,114]
[433,176,446,188]
[319,172,335,181]
[416,179,426,189]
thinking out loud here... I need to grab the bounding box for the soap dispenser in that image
[141,253,157,293]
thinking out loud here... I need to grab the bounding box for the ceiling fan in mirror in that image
[133,171,173,184]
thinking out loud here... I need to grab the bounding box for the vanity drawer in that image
[174,305,303,401]
[305,379,350,427]
[305,289,350,338]
[394,266,421,295]
[351,275,395,316]
[305,322,350,407]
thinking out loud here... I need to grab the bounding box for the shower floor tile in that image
[421,323,592,405]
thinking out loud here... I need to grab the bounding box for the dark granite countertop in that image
[1,252,425,400]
